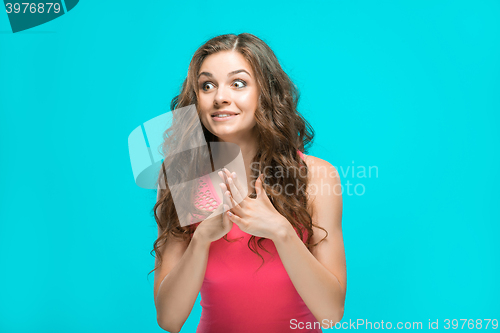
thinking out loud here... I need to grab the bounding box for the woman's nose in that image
[214,85,231,106]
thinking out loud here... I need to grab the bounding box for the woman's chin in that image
[213,132,236,141]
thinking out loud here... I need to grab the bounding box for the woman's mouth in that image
[211,114,239,122]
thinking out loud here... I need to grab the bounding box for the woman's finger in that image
[220,183,231,210]
[222,168,246,206]
[219,182,227,194]
[225,190,244,217]
[222,203,232,227]
[226,208,243,228]
[222,168,246,197]
[230,171,247,196]
[218,170,231,195]
[231,172,248,197]
[227,176,244,207]
[223,190,235,210]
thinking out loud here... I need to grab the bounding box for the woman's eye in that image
[202,82,215,91]
[232,80,246,88]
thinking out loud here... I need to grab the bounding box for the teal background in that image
[1,1,499,332]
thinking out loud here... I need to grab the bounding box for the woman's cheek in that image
[238,92,259,111]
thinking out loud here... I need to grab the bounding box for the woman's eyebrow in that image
[198,72,212,79]
[198,69,251,79]
[228,69,251,77]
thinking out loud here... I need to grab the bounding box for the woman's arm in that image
[271,156,346,328]
[154,182,231,332]
[153,184,213,333]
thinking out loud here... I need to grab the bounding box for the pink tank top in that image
[194,151,323,332]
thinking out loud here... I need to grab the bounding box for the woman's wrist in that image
[270,216,295,243]
[192,230,212,249]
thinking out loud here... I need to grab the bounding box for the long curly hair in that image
[149,33,327,276]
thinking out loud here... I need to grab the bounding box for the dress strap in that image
[297,150,306,161]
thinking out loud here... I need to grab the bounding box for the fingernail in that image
[232,172,236,178]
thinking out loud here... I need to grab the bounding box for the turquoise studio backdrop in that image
[1,1,499,332]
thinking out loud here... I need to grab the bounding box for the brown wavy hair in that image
[148,33,327,276]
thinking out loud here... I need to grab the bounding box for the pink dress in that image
[194,151,322,333]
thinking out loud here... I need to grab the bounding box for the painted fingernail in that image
[232,172,236,178]
[227,211,233,216]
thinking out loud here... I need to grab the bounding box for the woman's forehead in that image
[198,51,253,77]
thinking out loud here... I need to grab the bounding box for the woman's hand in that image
[218,168,289,241]
[192,182,233,245]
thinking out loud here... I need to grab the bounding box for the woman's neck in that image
[214,132,259,191]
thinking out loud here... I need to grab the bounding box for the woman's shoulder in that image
[300,153,340,181]
[298,151,320,167]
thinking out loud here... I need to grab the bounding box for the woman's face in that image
[197,51,260,142]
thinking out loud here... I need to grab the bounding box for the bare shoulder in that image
[302,154,341,185]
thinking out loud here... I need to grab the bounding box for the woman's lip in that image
[211,114,239,122]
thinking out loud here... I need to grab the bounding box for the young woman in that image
[151,33,346,333]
